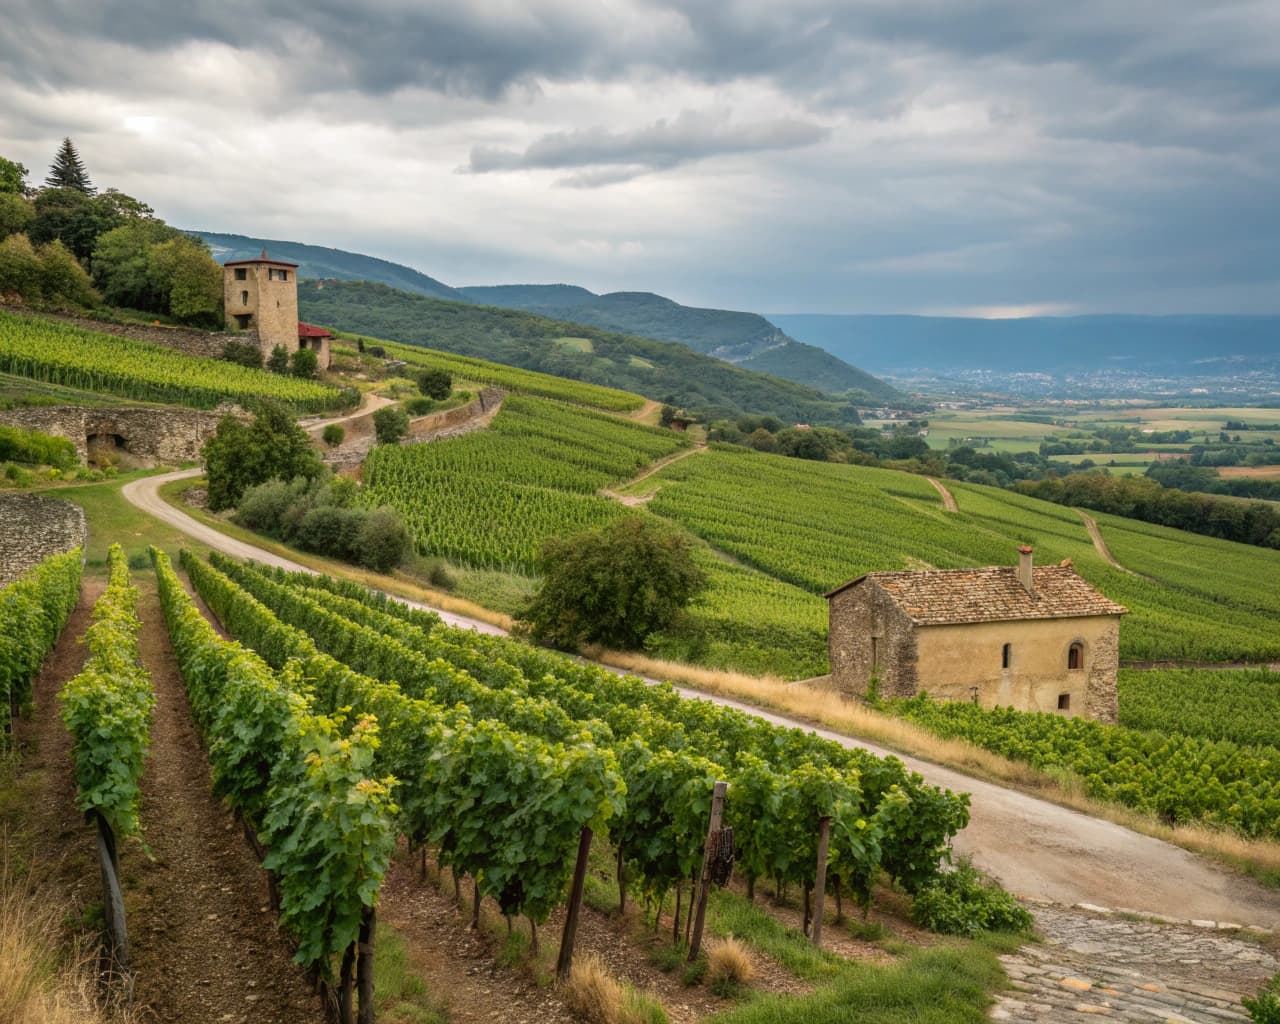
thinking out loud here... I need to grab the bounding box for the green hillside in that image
[301,280,867,426]
[459,285,899,400]
[194,231,464,300]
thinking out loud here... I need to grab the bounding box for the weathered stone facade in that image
[826,551,1125,722]
[0,493,86,585]
[0,405,242,465]
[223,256,330,368]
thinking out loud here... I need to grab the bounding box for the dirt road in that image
[122,469,1280,931]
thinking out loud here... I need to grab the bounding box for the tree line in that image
[0,140,222,325]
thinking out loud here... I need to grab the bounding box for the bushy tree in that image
[416,368,452,400]
[290,348,319,379]
[44,138,94,194]
[202,401,323,511]
[221,339,263,369]
[519,516,708,650]
[266,345,291,374]
[355,507,411,572]
[0,233,41,298]
[321,423,345,447]
[372,405,409,445]
[35,239,98,306]
[0,156,29,195]
[0,193,34,238]
[148,234,222,323]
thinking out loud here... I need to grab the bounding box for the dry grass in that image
[563,955,668,1024]
[590,647,1280,885]
[706,935,756,987]
[0,861,134,1024]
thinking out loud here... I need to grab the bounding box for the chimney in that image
[1017,545,1034,595]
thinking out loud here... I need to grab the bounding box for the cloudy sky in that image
[2,1,1277,316]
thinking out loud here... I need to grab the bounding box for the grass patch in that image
[707,936,1013,1024]
[706,890,842,982]
[373,926,448,1024]
[564,955,668,1024]
[448,566,537,616]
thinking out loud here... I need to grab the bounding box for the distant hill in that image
[458,284,895,399]
[193,231,464,301]
[771,313,1280,376]
[187,231,896,400]
[298,280,872,426]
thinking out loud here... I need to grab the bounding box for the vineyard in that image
[636,444,1280,665]
[1118,668,1280,748]
[364,336,646,412]
[883,693,1280,839]
[0,311,350,412]
[176,546,971,971]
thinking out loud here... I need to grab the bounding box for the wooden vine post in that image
[811,815,832,948]
[687,781,728,961]
[556,826,594,981]
[357,908,376,1024]
[94,811,129,969]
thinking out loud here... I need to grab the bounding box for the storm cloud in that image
[0,0,1276,314]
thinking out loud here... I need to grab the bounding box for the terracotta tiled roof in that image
[825,566,1127,625]
[297,322,332,338]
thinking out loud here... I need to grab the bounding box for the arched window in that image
[1068,642,1084,670]
[1001,643,1011,670]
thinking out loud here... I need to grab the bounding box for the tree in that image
[266,345,291,374]
[0,194,34,239]
[0,156,29,195]
[221,340,263,369]
[148,234,221,324]
[45,138,94,194]
[322,424,345,447]
[0,233,42,299]
[35,240,98,307]
[519,516,708,650]
[202,401,323,511]
[354,507,411,572]
[372,405,409,445]
[416,368,452,400]
[290,348,319,379]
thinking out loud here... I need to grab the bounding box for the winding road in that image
[121,469,1280,931]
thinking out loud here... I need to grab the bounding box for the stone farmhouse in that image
[825,546,1127,722]
[223,251,332,369]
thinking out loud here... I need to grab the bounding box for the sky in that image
[1,1,1278,316]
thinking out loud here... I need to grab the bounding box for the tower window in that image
[1068,642,1083,670]
[234,267,247,280]
[240,290,249,306]
[1001,643,1011,670]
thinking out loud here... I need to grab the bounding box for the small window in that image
[1057,693,1071,711]
[281,269,289,281]
[1001,643,1011,670]
[240,290,249,306]
[234,267,247,280]
[1068,642,1083,670]
[233,313,253,330]
[870,636,878,669]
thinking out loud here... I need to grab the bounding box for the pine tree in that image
[44,138,94,194]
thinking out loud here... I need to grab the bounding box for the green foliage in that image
[44,138,94,194]
[909,857,1033,936]
[887,693,1280,838]
[59,544,153,839]
[147,233,223,325]
[322,423,345,447]
[0,310,348,412]
[91,221,221,324]
[1118,668,1280,747]
[203,401,324,511]
[0,424,77,468]
[373,405,409,445]
[151,547,397,972]
[0,155,28,195]
[520,516,708,651]
[0,234,98,307]
[221,339,264,369]
[1244,974,1280,1024]
[0,193,34,238]
[266,344,290,374]
[416,367,451,400]
[299,280,870,425]
[290,347,319,379]
[355,507,411,572]
[0,547,82,740]
[202,553,970,921]
[363,395,687,572]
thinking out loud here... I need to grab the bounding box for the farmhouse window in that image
[1057,693,1071,711]
[1068,642,1083,670]
[1001,643,1011,670]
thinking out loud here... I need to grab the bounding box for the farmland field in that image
[0,311,350,412]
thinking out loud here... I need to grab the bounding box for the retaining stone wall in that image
[0,404,242,464]
[0,493,86,585]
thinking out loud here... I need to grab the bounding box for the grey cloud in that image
[467,110,828,185]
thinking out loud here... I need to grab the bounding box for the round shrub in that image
[355,507,411,572]
[910,856,1034,936]
[321,423,345,447]
[296,505,363,560]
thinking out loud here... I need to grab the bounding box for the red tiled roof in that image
[297,322,332,338]
[825,565,1127,625]
[223,250,299,268]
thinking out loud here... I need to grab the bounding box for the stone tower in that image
[223,250,301,363]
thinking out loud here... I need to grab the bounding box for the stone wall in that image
[1084,622,1120,724]
[406,387,505,439]
[0,405,241,464]
[0,493,86,585]
[827,581,919,699]
[1,307,239,360]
